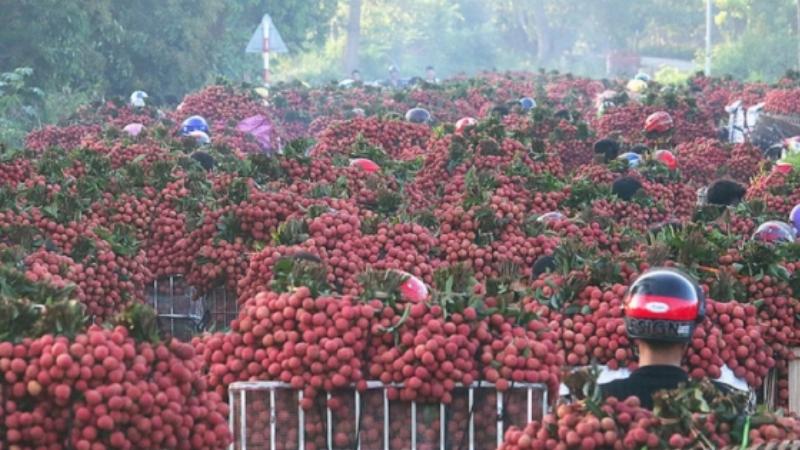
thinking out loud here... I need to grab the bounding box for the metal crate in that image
[228,381,548,450]
[146,276,238,341]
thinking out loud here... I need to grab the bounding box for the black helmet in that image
[624,268,705,343]
[405,107,431,124]
[190,151,216,172]
[594,138,620,162]
[705,179,746,207]
[611,176,642,201]
[532,255,556,277]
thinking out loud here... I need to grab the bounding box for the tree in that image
[0,0,111,91]
[0,0,340,98]
[343,0,363,74]
[712,0,798,80]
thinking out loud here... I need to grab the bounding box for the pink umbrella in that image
[237,115,273,152]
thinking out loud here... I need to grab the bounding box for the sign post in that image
[705,0,712,76]
[262,15,271,86]
[246,14,288,87]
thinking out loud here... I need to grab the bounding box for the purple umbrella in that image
[237,115,274,152]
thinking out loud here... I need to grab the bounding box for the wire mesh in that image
[359,389,386,449]
[415,402,440,450]
[471,387,498,449]
[207,282,239,330]
[445,388,471,449]
[146,276,202,341]
[389,400,412,450]
[146,275,238,341]
[329,390,358,449]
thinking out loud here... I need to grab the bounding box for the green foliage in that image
[709,0,799,81]
[115,303,161,343]
[2,0,800,101]
[711,29,798,81]
[0,0,339,98]
[654,66,692,86]
[0,68,43,146]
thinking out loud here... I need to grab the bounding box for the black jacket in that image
[599,365,688,409]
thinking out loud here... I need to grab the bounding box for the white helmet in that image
[130,91,148,108]
[187,130,211,145]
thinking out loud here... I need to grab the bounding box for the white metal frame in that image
[228,380,548,450]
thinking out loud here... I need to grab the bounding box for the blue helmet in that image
[181,115,209,136]
[618,152,643,168]
[519,97,537,111]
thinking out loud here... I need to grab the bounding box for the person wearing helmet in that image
[554,109,572,121]
[190,151,216,172]
[532,255,557,278]
[186,130,211,145]
[455,117,478,134]
[634,72,651,83]
[425,66,439,84]
[653,149,677,170]
[351,69,362,83]
[338,79,355,88]
[611,176,643,201]
[536,211,566,223]
[490,104,511,118]
[626,79,647,95]
[600,268,706,409]
[519,97,536,111]
[618,152,643,168]
[349,158,380,173]
[130,91,148,108]
[405,107,431,124]
[349,108,366,119]
[704,179,746,207]
[181,115,210,136]
[790,204,800,234]
[752,221,796,244]
[123,123,145,137]
[594,138,620,163]
[644,111,674,135]
[596,90,618,117]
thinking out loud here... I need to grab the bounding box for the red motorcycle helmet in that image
[395,270,429,302]
[752,221,795,245]
[455,117,478,134]
[644,111,674,134]
[653,149,677,170]
[349,158,380,173]
[624,268,705,343]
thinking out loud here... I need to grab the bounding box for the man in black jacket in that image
[600,268,707,409]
